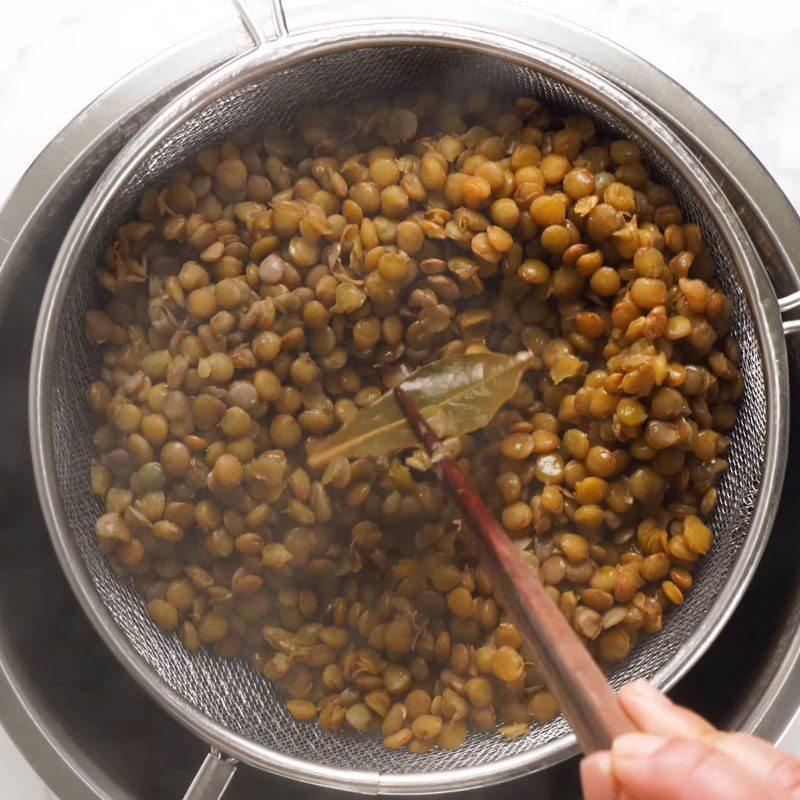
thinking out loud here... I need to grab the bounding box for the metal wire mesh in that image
[45,46,766,777]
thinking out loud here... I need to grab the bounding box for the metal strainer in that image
[28,4,800,798]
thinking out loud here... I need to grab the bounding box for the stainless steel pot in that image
[4,2,800,799]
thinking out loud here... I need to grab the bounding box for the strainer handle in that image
[779,291,800,335]
[233,0,289,44]
[182,751,238,800]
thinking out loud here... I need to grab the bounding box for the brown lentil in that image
[85,91,738,754]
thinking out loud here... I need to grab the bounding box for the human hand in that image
[580,679,800,800]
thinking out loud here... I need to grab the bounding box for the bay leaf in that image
[307,351,534,468]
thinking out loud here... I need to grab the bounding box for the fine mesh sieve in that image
[29,17,791,800]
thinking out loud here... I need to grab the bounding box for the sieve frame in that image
[29,16,789,798]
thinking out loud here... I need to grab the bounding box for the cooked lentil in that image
[84,90,739,753]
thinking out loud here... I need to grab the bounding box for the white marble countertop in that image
[2,0,800,796]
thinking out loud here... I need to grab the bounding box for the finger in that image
[710,733,800,797]
[618,680,716,739]
[580,751,619,800]
[611,733,769,800]
[619,682,800,797]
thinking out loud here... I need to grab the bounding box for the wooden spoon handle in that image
[394,386,636,753]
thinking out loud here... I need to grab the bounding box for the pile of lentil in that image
[85,88,741,753]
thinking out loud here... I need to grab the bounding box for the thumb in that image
[611,733,774,800]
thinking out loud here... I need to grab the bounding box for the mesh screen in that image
[47,47,767,777]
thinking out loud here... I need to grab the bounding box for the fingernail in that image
[624,679,669,704]
[613,732,666,761]
[580,752,617,800]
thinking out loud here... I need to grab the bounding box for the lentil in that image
[85,91,739,754]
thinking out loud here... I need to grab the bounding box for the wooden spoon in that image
[394,384,636,753]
